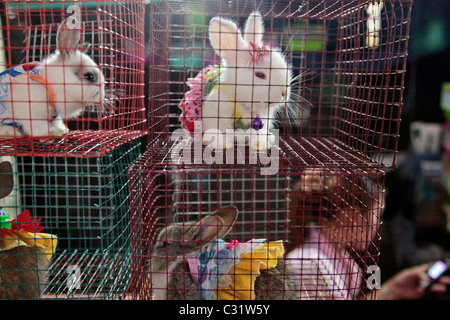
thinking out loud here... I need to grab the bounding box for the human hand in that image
[380,262,450,300]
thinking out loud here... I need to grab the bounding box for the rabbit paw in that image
[0,124,21,138]
[212,140,233,149]
[249,132,275,151]
[202,133,233,149]
[50,127,69,136]
[50,121,69,136]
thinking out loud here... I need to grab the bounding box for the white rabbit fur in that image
[202,11,292,150]
[0,17,105,137]
[150,207,299,300]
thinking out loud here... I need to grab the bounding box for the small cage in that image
[0,140,141,299]
[146,0,411,169]
[128,0,412,300]
[129,154,385,300]
[0,1,146,157]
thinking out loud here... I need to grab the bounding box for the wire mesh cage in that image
[128,0,412,300]
[0,1,146,157]
[146,0,411,170]
[129,154,385,300]
[0,140,141,300]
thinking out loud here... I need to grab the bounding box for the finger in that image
[418,262,434,271]
[437,275,450,285]
[429,282,448,293]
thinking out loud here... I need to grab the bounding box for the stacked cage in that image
[0,1,145,299]
[129,0,412,300]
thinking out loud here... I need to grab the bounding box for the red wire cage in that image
[0,0,146,300]
[128,0,412,300]
[0,1,146,157]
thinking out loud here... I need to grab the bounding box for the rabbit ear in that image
[193,214,224,245]
[57,17,81,55]
[0,161,14,199]
[209,17,248,62]
[214,207,238,238]
[244,11,264,46]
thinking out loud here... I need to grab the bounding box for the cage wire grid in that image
[0,0,413,301]
[127,0,411,300]
[145,0,411,170]
[0,0,147,300]
[1,140,142,300]
[0,1,147,157]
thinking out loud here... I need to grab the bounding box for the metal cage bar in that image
[129,150,384,300]
[0,1,146,157]
[1,140,141,299]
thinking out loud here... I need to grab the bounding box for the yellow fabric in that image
[142,239,285,300]
[142,277,153,300]
[1,229,58,260]
[232,100,242,122]
[217,240,284,300]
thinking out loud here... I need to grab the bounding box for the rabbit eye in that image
[84,72,95,82]
[255,71,266,80]
[159,241,167,248]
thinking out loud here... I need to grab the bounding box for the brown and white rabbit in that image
[0,17,105,137]
[0,161,54,299]
[150,207,299,300]
[181,12,292,150]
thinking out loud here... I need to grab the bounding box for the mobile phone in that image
[419,260,450,289]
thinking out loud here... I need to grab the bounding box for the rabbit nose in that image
[281,91,286,99]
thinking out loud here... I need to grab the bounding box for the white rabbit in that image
[0,17,105,137]
[179,12,292,150]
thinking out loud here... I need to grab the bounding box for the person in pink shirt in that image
[286,170,450,300]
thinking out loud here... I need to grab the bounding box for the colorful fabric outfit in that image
[178,65,257,137]
[0,62,55,128]
[178,65,218,134]
[0,210,57,260]
[286,227,362,300]
[187,238,284,300]
[178,43,271,136]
